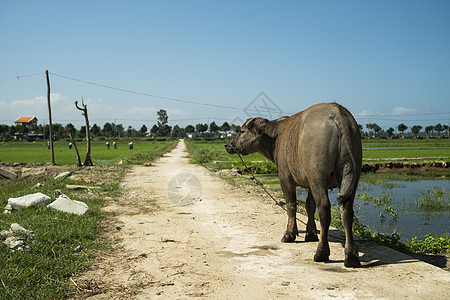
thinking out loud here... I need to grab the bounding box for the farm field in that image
[0,139,177,166]
[1,137,448,166]
[186,137,450,174]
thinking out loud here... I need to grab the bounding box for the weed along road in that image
[75,140,449,299]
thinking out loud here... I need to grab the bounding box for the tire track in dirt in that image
[74,140,449,299]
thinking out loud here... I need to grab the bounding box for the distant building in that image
[14,116,38,127]
[13,116,39,140]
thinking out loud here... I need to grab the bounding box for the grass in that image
[0,178,106,299]
[0,139,177,166]
[0,139,177,299]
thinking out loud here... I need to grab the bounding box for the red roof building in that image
[14,116,38,126]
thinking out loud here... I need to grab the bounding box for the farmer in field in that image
[129,142,133,150]
[113,141,117,149]
[106,142,110,149]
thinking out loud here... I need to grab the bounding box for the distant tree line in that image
[0,109,241,141]
[1,110,447,140]
[361,122,449,138]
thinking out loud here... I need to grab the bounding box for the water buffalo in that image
[225,103,362,267]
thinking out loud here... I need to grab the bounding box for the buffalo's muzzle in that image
[225,140,237,154]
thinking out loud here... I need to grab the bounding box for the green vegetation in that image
[415,187,449,211]
[362,138,449,161]
[408,234,450,254]
[0,140,176,299]
[0,139,177,166]
[357,192,399,225]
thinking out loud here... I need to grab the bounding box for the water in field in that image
[293,180,450,241]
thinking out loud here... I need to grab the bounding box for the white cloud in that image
[354,110,372,118]
[392,106,416,115]
[124,106,157,116]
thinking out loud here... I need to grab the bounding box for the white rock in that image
[3,236,26,251]
[47,197,89,215]
[0,230,12,239]
[3,203,13,214]
[10,223,34,237]
[7,192,52,210]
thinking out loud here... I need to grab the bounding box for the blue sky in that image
[1,0,449,131]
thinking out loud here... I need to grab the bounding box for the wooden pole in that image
[46,70,55,165]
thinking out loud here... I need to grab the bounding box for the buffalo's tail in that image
[332,105,362,204]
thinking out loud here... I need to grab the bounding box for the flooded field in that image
[296,180,450,241]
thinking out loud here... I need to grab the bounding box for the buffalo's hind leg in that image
[305,190,319,242]
[340,196,361,268]
[280,181,298,243]
[310,186,330,262]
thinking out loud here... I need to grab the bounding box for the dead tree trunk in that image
[68,132,82,167]
[74,99,93,166]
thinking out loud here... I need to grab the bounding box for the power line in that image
[3,71,449,120]
[0,72,43,82]
[355,117,449,122]
[49,72,285,114]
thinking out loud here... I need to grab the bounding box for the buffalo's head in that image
[225,117,272,155]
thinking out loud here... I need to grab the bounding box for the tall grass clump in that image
[415,187,449,211]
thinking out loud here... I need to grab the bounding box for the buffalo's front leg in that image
[305,190,319,242]
[280,182,298,243]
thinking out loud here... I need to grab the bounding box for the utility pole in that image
[46,70,55,165]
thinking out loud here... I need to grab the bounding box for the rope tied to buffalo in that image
[237,154,308,227]
[238,154,350,241]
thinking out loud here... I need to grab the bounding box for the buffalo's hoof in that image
[314,244,330,262]
[344,253,361,268]
[313,251,329,262]
[281,232,297,243]
[305,232,319,242]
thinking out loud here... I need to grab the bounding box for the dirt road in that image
[75,140,449,299]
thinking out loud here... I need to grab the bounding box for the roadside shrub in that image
[408,234,450,254]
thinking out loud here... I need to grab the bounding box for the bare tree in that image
[65,124,82,166]
[74,98,93,166]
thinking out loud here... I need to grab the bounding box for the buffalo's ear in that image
[252,118,269,136]
[245,117,279,137]
[243,117,258,129]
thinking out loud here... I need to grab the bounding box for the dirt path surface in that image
[75,140,449,299]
